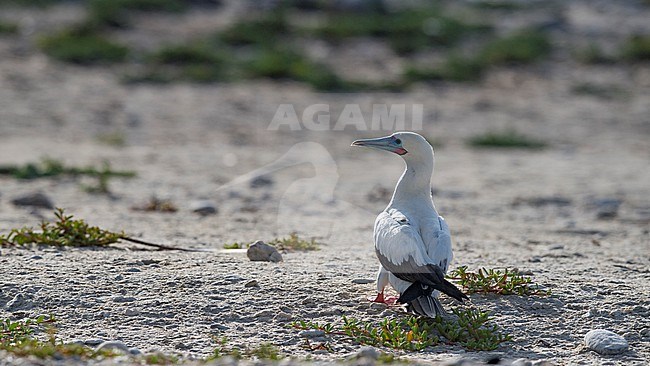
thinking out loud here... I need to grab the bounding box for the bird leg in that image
[368,292,399,305]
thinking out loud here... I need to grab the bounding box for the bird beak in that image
[351,136,407,155]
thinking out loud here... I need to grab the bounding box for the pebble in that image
[190,200,218,215]
[129,348,142,355]
[351,278,374,284]
[244,280,259,287]
[351,346,379,360]
[298,330,325,338]
[126,267,141,273]
[112,296,136,303]
[584,329,629,355]
[96,341,130,353]
[247,241,283,262]
[4,293,32,311]
[29,255,43,260]
[125,309,139,316]
[84,339,105,346]
[11,192,54,209]
[250,175,274,188]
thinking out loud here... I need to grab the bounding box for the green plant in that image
[88,0,186,28]
[96,131,126,146]
[447,266,550,295]
[478,29,551,65]
[1,315,119,359]
[223,242,244,249]
[209,338,280,361]
[291,309,511,351]
[0,208,124,247]
[0,21,18,34]
[621,34,650,61]
[0,158,135,194]
[571,82,629,100]
[219,11,291,46]
[269,233,319,251]
[38,27,129,64]
[573,43,615,64]
[467,129,547,149]
[311,8,491,55]
[432,308,512,350]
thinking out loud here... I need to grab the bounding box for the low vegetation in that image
[406,29,551,83]
[1,315,118,359]
[292,308,511,351]
[210,339,282,361]
[38,26,129,64]
[269,233,320,251]
[0,21,18,34]
[448,266,550,296]
[621,34,650,61]
[131,197,178,213]
[0,158,135,194]
[467,129,547,149]
[0,208,124,247]
[87,0,187,28]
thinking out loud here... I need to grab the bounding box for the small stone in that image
[190,200,218,216]
[4,294,31,311]
[112,296,136,303]
[244,280,259,287]
[247,241,283,262]
[298,330,325,338]
[512,359,533,366]
[355,346,379,360]
[126,267,141,273]
[129,348,142,355]
[29,255,43,260]
[114,275,124,281]
[84,339,104,346]
[352,278,374,284]
[585,329,628,355]
[96,341,129,353]
[250,175,273,188]
[589,198,622,219]
[11,192,54,209]
[125,309,139,316]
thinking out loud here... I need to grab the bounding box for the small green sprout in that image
[223,242,244,249]
[269,233,320,251]
[448,266,550,296]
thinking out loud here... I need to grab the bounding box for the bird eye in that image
[395,138,402,145]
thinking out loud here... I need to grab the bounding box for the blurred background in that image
[0,0,648,243]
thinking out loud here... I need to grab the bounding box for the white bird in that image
[352,131,467,317]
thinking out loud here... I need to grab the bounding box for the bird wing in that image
[373,209,445,285]
[422,216,454,273]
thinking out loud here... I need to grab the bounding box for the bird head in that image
[351,132,432,158]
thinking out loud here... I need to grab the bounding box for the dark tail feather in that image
[434,278,469,303]
[407,296,446,318]
[398,279,468,305]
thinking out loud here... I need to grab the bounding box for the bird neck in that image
[390,156,434,207]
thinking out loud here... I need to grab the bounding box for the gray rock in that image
[11,192,54,209]
[585,329,628,355]
[352,278,374,284]
[126,267,141,273]
[512,359,532,366]
[129,348,142,355]
[84,339,105,346]
[244,279,259,287]
[590,198,622,219]
[250,175,273,188]
[190,200,218,216]
[125,308,139,316]
[298,330,325,338]
[353,346,379,360]
[112,296,136,303]
[29,255,43,260]
[96,341,130,353]
[247,241,282,262]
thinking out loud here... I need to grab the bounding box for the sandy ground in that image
[1,1,649,365]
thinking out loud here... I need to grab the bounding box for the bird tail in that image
[407,295,446,318]
[398,279,468,304]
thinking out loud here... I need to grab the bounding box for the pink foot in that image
[367,293,399,306]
